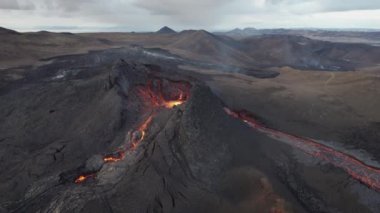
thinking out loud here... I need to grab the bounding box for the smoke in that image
[267,0,380,13]
[133,0,232,27]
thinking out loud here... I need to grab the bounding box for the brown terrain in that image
[1,26,380,212]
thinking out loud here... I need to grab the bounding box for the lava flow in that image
[103,149,125,163]
[224,108,380,192]
[74,114,154,184]
[74,173,95,184]
[129,115,153,149]
[101,114,153,163]
[125,79,190,151]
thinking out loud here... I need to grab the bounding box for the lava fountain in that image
[224,108,380,192]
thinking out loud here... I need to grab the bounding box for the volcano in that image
[1,45,380,213]
[7,60,288,212]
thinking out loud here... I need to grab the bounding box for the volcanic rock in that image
[85,155,105,172]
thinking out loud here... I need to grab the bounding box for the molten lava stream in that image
[74,115,154,184]
[103,150,125,163]
[130,115,153,149]
[101,114,154,164]
[224,108,380,192]
[74,173,95,184]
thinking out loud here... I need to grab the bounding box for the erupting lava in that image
[224,108,380,192]
[162,93,186,108]
[137,79,190,109]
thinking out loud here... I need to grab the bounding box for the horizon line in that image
[2,25,380,33]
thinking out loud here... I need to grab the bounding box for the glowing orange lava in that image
[224,107,380,192]
[162,94,186,109]
[130,115,153,149]
[74,174,95,184]
[103,150,125,163]
[137,79,190,109]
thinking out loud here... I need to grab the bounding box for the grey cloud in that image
[2,0,380,32]
[40,0,97,12]
[34,0,139,18]
[134,0,232,26]
[0,0,34,10]
[267,0,380,12]
[319,0,380,12]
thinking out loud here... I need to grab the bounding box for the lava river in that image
[224,108,380,192]
[74,79,190,184]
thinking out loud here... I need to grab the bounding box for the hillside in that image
[220,28,380,45]
[0,27,20,35]
[2,26,380,71]
[0,27,115,68]
[163,31,380,70]
[166,30,252,65]
[240,35,380,70]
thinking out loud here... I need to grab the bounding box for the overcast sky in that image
[1,0,380,32]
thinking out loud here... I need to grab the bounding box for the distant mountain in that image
[218,28,380,45]
[0,26,20,35]
[220,28,261,39]
[165,30,380,70]
[240,34,380,70]
[219,28,315,39]
[156,26,176,34]
[0,28,114,68]
[168,30,252,65]
[2,26,380,72]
